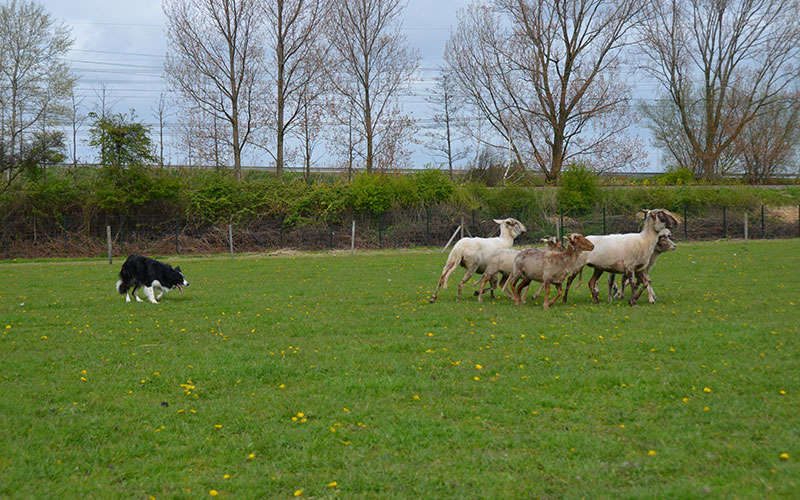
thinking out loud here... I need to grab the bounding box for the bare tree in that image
[639,0,800,181]
[152,91,172,167]
[0,0,74,185]
[327,0,420,173]
[262,0,329,178]
[729,90,800,183]
[67,89,85,170]
[424,71,469,178]
[445,0,646,182]
[164,0,267,180]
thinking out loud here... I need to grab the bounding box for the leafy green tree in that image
[88,110,157,167]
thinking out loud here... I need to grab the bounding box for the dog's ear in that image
[175,266,181,273]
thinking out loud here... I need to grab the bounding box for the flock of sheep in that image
[429,209,680,309]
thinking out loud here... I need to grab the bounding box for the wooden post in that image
[350,220,356,256]
[442,225,461,253]
[228,220,234,260]
[460,216,464,240]
[106,225,113,264]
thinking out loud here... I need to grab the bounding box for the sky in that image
[35,0,659,171]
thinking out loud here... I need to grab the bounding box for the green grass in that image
[1,240,798,499]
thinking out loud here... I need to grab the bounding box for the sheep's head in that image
[645,209,679,232]
[494,218,527,238]
[565,233,594,251]
[656,229,677,253]
[542,236,563,251]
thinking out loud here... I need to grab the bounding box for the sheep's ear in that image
[493,218,505,225]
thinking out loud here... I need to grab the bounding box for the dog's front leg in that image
[144,286,159,304]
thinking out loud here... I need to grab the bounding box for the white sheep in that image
[474,237,563,303]
[561,209,679,306]
[429,218,527,303]
[609,228,677,302]
[503,233,595,310]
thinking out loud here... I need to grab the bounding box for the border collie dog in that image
[116,254,188,304]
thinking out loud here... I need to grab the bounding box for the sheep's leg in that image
[498,273,510,300]
[430,260,458,303]
[520,278,530,304]
[635,272,655,303]
[546,283,563,309]
[542,282,552,310]
[514,278,531,306]
[457,267,477,302]
[562,270,577,303]
[486,274,495,298]
[588,268,604,304]
[627,269,643,306]
[607,273,616,302]
[476,275,488,303]
[529,282,545,301]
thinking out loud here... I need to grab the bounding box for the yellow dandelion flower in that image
[214,424,223,429]
[297,412,304,418]
[648,450,657,456]
[474,376,480,381]
[248,453,255,459]
[682,397,689,403]
[223,474,230,479]
[475,364,482,370]
[412,394,420,400]
[209,490,218,497]
[779,390,786,396]
[328,481,338,488]
[780,453,789,460]
[293,489,303,497]
[703,387,711,393]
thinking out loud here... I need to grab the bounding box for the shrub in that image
[348,173,393,215]
[414,168,454,205]
[557,164,599,213]
[656,166,696,186]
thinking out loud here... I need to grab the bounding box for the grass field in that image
[1,239,798,499]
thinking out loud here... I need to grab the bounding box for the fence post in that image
[106,225,113,264]
[472,209,476,234]
[329,215,334,249]
[228,215,234,260]
[174,215,180,255]
[798,205,799,238]
[761,205,765,238]
[350,220,356,256]
[683,205,688,241]
[722,206,727,239]
[426,208,430,247]
[63,215,68,258]
[559,208,564,243]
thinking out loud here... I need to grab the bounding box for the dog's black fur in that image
[116,254,188,303]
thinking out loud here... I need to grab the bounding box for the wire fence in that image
[1,204,799,260]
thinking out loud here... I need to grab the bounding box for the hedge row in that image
[2,166,799,225]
